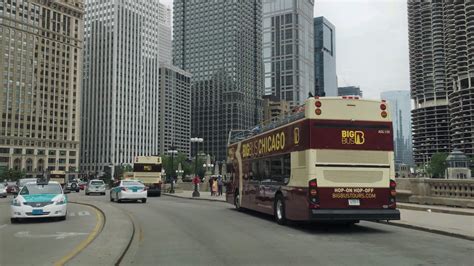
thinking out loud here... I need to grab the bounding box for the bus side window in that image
[282,154,290,184]
[260,159,271,183]
[250,161,259,182]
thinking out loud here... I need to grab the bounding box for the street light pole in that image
[167,145,178,194]
[190,137,203,197]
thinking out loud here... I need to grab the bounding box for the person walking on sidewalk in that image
[209,177,214,196]
[212,177,218,196]
[217,176,223,196]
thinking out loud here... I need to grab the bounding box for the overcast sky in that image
[160,0,410,99]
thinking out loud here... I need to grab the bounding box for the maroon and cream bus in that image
[226,97,400,225]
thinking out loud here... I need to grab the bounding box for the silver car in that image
[0,184,7,198]
[85,179,106,195]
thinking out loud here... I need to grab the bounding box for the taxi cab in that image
[10,180,68,223]
[110,179,147,203]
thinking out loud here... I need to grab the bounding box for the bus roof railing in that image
[228,105,305,145]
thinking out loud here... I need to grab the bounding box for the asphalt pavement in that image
[1,192,473,266]
[105,195,473,266]
[0,194,100,266]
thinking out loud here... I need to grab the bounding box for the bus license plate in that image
[348,199,360,206]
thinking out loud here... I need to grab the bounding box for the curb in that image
[53,201,106,266]
[163,193,226,203]
[397,204,474,216]
[375,220,474,242]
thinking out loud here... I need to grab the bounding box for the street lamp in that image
[190,137,204,197]
[203,162,214,176]
[167,146,178,194]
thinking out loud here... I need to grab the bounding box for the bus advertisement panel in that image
[132,156,162,196]
[226,97,400,225]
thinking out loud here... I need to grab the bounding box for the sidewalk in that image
[164,191,474,240]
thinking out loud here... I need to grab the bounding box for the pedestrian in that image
[209,177,214,196]
[217,176,223,196]
[212,177,218,196]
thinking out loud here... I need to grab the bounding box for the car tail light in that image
[315,101,322,108]
[380,103,387,110]
[389,179,396,208]
[315,108,322,115]
[381,111,387,118]
[308,178,320,209]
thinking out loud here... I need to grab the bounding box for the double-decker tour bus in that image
[49,170,67,186]
[132,156,163,196]
[226,97,400,225]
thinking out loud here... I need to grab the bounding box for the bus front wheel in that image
[274,195,287,225]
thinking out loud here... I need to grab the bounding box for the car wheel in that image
[142,199,147,203]
[157,192,161,197]
[274,194,287,225]
[85,192,89,195]
[110,193,114,202]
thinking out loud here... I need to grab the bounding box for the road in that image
[0,194,100,266]
[96,194,473,266]
[1,192,473,265]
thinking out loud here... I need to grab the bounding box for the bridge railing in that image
[395,178,474,208]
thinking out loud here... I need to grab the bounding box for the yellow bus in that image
[226,96,400,225]
[132,156,163,196]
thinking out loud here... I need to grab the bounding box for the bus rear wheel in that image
[234,191,241,211]
[274,195,287,225]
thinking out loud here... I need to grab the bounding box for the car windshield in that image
[19,179,37,187]
[20,183,62,195]
[122,181,144,187]
[90,181,104,185]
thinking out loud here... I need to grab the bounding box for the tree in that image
[427,152,448,178]
[0,169,26,182]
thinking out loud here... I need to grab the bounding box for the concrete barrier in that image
[395,178,474,208]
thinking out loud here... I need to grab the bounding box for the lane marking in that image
[53,204,104,266]
[15,231,89,240]
[78,211,90,216]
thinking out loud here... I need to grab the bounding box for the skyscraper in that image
[408,1,473,164]
[0,0,84,176]
[314,16,337,97]
[159,63,191,157]
[381,90,413,166]
[173,0,263,161]
[337,86,362,97]
[262,0,314,107]
[158,3,172,65]
[81,0,161,173]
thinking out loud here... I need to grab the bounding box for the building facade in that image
[313,16,337,97]
[262,95,289,125]
[381,90,414,166]
[173,0,263,161]
[0,0,84,176]
[443,1,473,158]
[408,1,473,165]
[337,86,362,97]
[81,0,160,174]
[158,3,172,65]
[262,0,314,107]
[159,64,191,157]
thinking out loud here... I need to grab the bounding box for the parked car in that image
[85,179,106,195]
[0,183,7,198]
[110,180,147,203]
[10,180,68,223]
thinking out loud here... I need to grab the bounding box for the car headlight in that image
[55,197,67,205]
[11,199,22,206]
